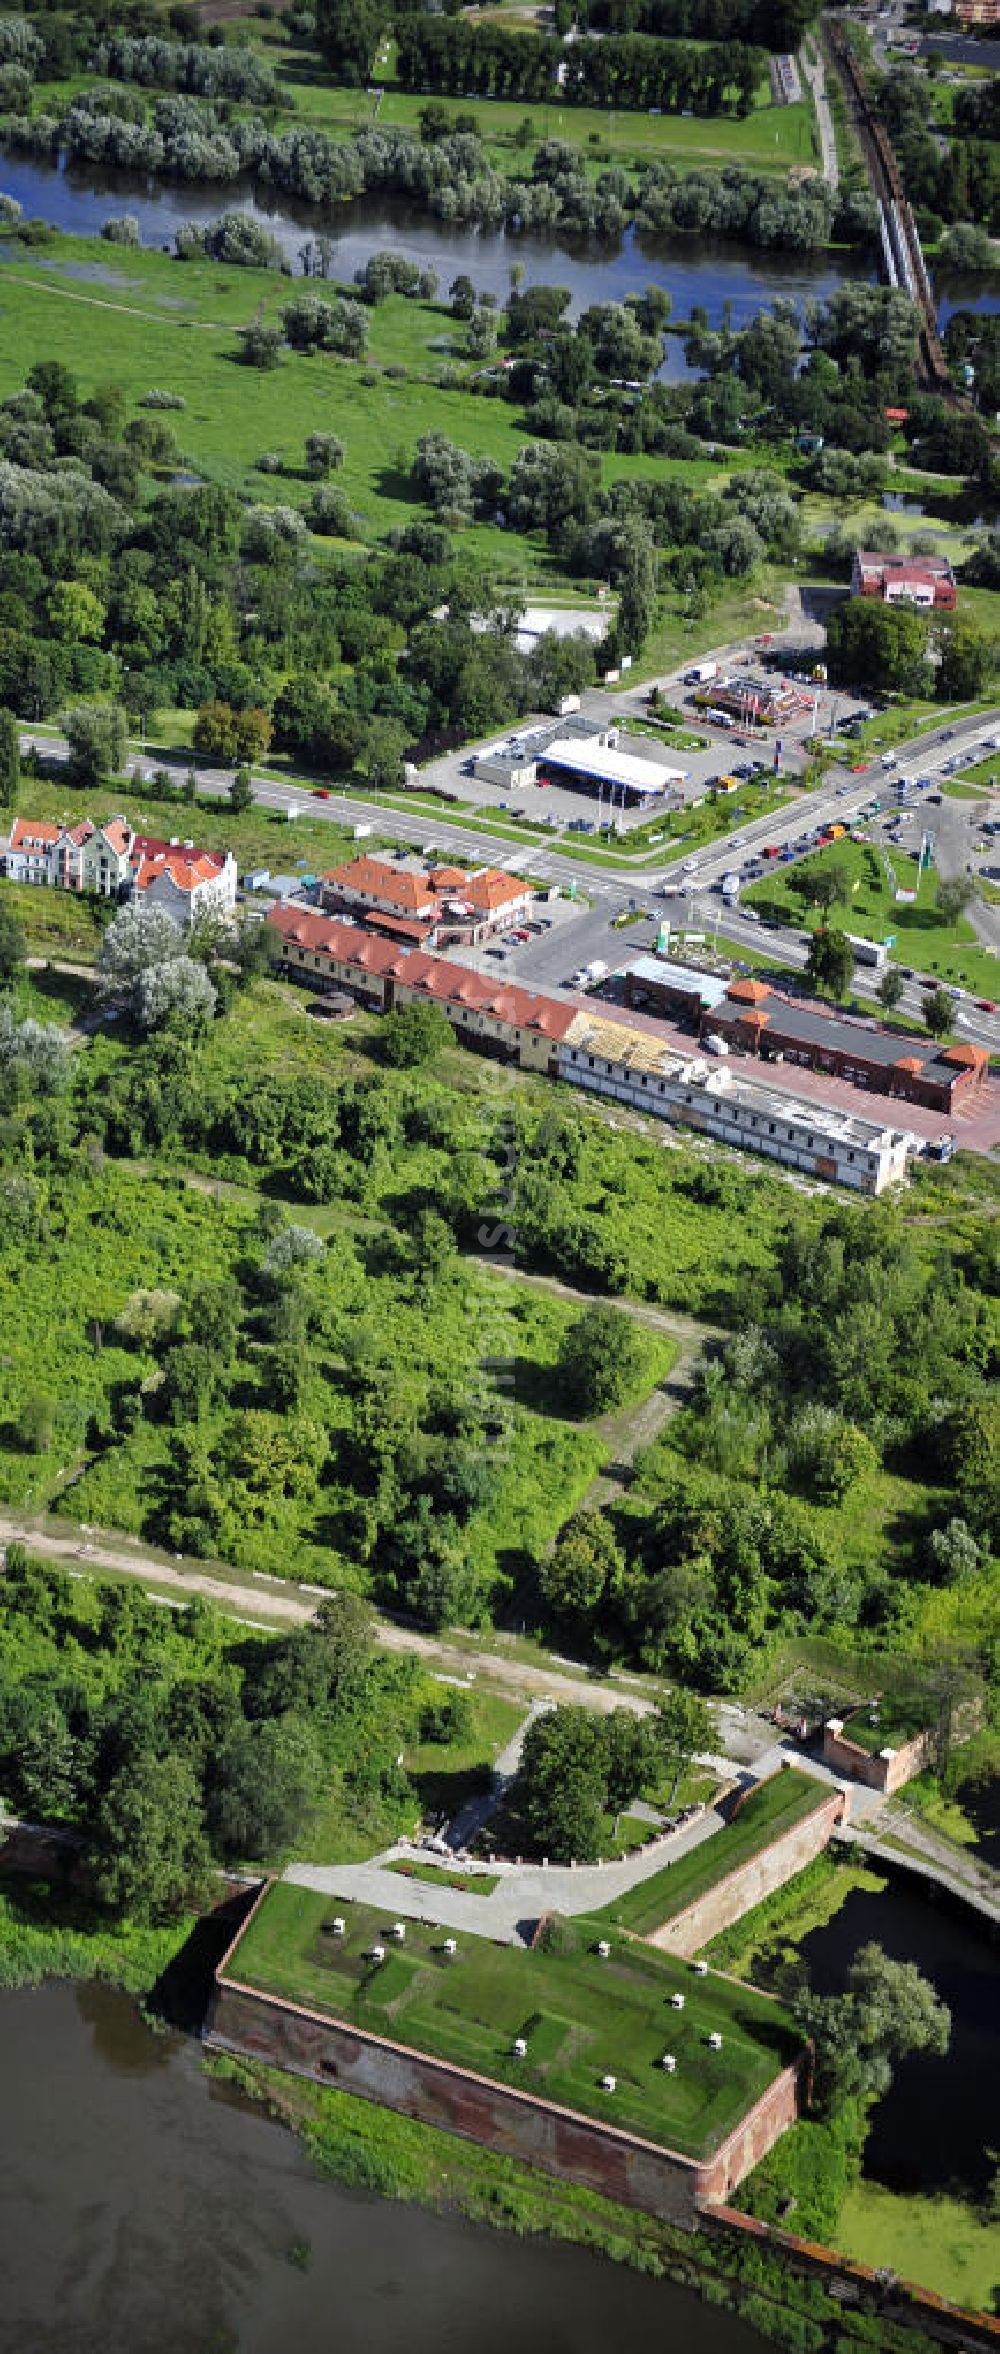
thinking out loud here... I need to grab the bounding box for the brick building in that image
[267,905,576,1074]
[851,550,957,611]
[704,979,988,1112]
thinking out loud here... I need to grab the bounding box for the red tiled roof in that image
[365,911,437,944]
[266,906,578,1043]
[101,818,133,857]
[727,978,772,1006]
[463,868,529,912]
[134,849,225,894]
[323,855,439,913]
[894,1056,924,1074]
[942,1042,987,1069]
[8,818,60,851]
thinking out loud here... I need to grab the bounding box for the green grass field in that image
[596,1771,831,1937]
[836,1697,930,1756]
[744,835,1000,997]
[195,14,819,176]
[386,1859,502,1895]
[228,1879,798,2157]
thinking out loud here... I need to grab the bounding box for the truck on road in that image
[685,660,719,687]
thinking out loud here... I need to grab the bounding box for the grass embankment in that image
[745,834,1000,997]
[0,1873,192,1994]
[228,1879,798,2158]
[597,1771,831,1937]
[386,1860,502,1895]
[227,15,819,175]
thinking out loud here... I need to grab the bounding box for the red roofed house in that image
[2,812,138,898]
[130,835,237,929]
[267,904,575,1074]
[1,817,62,885]
[321,855,532,944]
[852,550,956,611]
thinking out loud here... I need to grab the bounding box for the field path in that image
[0,1508,665,1717]
[6,274,221,331]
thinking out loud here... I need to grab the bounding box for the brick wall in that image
[821,1724,930,1795]
[648,1787,847,1959]
[206,1975,805,2225]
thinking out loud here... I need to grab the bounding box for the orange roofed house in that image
[130,835,237,929]
[1,814,135,895]
[320,855,533,945]
[267,904,576,1075]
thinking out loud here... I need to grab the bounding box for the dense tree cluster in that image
[0,1547,428,1920]
[395,21,762,116]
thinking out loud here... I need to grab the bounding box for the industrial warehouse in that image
[267,906,921,1192]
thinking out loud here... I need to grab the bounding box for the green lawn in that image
[836,1697,930,1756]
[596,1770,831,1937]
[744,835,1000,997]
[203,21,818,176]
[227,1879,799,2158]
[386,1859,502,1895]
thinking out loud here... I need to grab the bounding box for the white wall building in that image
[559,1015,913,1194]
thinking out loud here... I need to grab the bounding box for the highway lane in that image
[17,697,1000,1051]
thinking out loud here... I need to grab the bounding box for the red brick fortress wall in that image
[205,1976,805,2224]
[647,1786,847,1959]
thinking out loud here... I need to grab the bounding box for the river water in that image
[795,1878,1000,2203]
[0,1979,771,2354]
[0,150,867,334]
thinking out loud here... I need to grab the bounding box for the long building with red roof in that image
[266,904,577,1073]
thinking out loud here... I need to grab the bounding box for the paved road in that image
[285,1802,729,1945]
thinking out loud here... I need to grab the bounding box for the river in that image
[0,150,867,341]
[0,1979,772,2354]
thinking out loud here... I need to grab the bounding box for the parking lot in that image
[416,675,874,842]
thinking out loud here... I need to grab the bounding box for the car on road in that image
[976,999,997,1013]
[312,787,331,799]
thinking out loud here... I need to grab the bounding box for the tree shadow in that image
[150,1882,261,2033]
[373,460,418,508]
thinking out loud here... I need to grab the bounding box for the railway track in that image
[826,17,957,398]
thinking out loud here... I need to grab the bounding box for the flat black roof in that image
[717,993,960,1081]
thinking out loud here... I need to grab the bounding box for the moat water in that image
[0,1978,772,2354]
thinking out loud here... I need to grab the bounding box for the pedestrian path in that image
[285,1805,725,1946]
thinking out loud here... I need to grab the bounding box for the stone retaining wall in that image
[206,1965,805,2227]
[648,1784,847,1958]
